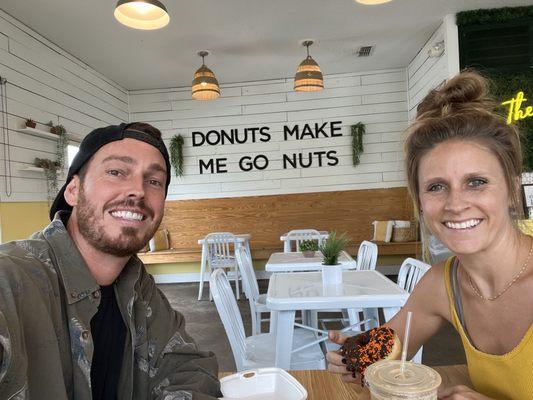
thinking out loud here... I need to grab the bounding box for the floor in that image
[158,277,466,372]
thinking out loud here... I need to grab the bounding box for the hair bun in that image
[416,71,495,118]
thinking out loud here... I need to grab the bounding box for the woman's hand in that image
[326,331,360,383]
[438,385,495,399]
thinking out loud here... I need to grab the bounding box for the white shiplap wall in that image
[407,15,460,121]
[130,69,409,200]
[0,10,128,202]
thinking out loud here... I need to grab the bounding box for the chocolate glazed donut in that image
[340,326,401,383]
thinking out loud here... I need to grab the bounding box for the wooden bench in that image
[138,187,420,265]
[138,241,421,265]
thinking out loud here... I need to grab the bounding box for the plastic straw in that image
[400,311,412,375]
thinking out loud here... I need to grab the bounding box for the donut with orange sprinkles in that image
[340,326,401,382]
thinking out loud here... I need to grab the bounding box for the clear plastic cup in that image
[364,360,442,400]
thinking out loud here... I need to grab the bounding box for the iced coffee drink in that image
[364,360,441,400]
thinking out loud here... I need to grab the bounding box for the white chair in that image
[356,240,378,271]
[283,229,324,252]
[398,257,431,293]
[210,269,326,371]
[198,232,240,301]
[341,240,380,330]
[398,257,431,363]
[235,246,269,335]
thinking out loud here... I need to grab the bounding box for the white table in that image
[197,234,251,300]
[265,250,357,272]
[266,270,409,369]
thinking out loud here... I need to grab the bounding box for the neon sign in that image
[501,91,533,124]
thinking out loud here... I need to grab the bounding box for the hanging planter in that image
[351,122,365,167]
[54,125,68,171]
[169,134,185,177]
[34,157,60,203]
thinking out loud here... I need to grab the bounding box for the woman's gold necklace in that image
[465,238,533,301]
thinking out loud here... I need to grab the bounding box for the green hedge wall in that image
[457,6,533,25]
[490,72,533,171]
[458,6,533,170]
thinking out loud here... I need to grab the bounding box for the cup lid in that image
[365,360,442,395]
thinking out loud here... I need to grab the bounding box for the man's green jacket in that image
[0,213,221,399]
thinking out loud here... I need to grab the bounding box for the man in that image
[0,123,221,399]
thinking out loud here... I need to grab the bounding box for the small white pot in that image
[322,264,343,285]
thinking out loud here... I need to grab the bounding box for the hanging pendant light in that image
[294,40,324,92]
[191,51,220,100]
[114,0,170,30]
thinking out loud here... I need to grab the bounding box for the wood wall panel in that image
[159,187,414,253]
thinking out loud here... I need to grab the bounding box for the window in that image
[67,144,79,167]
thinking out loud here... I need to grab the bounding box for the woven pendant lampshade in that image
[114,0,170,30]
[191,51,220,100]
[294,41,324,92]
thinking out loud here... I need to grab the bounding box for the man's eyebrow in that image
[147,163,167,174]
[102,155,135,164]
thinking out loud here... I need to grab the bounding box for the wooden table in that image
[220,365,470,399]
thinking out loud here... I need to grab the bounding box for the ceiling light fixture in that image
[114,0,170,30]
[191,51,220,100]
[355,0,393,4]
[294,40,324,92]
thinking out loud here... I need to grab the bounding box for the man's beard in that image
[75,186,161,257]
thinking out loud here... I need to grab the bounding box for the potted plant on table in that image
[300,239,318,258]
[319,231,349,285]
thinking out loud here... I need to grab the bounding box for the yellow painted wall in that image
[0,202,50,243]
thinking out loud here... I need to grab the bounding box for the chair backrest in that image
[205,232,236,269]
[210,268,247,371]
[398,257,431,293]
[284,229,324,252]
[356,240,378,271]
[235,246,260,302]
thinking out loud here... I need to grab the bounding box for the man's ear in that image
[64,176,80,207]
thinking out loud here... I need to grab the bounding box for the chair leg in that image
[252,310,260,335]
[234,266,240,300]
[198,245,208,300]
[208,266,214,302]
[411,347,423,363]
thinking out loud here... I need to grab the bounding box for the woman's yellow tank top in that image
[444,257,533,400]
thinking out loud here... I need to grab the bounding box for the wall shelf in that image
[19,166,45,172]
[19,127,82,143]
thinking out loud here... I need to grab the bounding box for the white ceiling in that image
[1,0,532,90]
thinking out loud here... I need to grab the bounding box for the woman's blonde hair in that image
[405,71,523,218]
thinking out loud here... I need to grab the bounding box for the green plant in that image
[351,123,365,167]
[489,71,533,170]
[457,6,533,25]
[52,125,68,171]
[300,240,318,252]
[319,231,349,265]
[169,134,185,177]
[35,158,60,202]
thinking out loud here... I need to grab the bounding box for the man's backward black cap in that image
[49,123,171,220]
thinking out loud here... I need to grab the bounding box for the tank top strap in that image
[445,256,473,342]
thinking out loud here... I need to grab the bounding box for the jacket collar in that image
[43,211,142,305]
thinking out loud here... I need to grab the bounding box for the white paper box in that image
[220,368,307,400]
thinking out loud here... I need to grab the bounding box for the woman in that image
[327,71,533,400]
